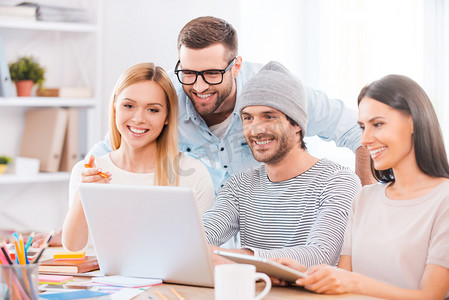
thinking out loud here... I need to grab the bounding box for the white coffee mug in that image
[215,264,271,300]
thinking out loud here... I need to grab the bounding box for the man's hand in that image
[32,229,62,248]
[271,257,307,286]
[209,245,254,266]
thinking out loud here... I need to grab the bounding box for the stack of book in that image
[17,2,90,23]
[0,2,90,23]
[38,251,99,274]
[0,4,36,21]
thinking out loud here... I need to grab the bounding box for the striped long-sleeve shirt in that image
[202,158,361,267]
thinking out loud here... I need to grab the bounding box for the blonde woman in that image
[62,63,214,251]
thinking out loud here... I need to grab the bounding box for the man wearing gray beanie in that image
[202,61,361,269]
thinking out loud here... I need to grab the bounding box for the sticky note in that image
[53,251,85,261]
[39,274,73,285]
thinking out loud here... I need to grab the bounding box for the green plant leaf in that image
[9,56,45,86]
[0,156,12,164]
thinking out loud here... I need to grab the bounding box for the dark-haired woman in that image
[274,74,449,299]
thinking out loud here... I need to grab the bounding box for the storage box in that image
[15,157,40,175]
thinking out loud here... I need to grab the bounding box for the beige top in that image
[69,152,215,215]
[342,180,449,296]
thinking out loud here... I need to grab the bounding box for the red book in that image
[38,256,99,273]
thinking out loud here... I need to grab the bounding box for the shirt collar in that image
[184,96,202,125]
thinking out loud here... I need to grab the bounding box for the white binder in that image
[0,34,14,97]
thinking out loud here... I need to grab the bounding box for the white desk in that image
[142,282,381,299]
[39,247,381,300]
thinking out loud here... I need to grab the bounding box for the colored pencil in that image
[171,287,185,300]
[84,164,109,178]
[1,243,30,300]
[32,230,53,264]
[25,232,35,252]
[155,290,169,300]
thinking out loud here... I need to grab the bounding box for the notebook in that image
[38,256,99,273]
[78,183,215,287]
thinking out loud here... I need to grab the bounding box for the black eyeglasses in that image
[174,58,236,85]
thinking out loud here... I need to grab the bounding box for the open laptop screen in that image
[78,183,214,287]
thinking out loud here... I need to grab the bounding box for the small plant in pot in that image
[9,56,45,97]
[0,156,12,175]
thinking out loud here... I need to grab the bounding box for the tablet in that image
[214,250,307,282]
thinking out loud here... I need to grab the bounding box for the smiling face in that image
[114,80,168,151]
[178,44,241,118]
[241,105,301,165]
[358,97,415,171]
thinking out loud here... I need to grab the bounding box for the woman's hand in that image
[296,264,357,294]
[32,230,62,247]
[82,155,111,183]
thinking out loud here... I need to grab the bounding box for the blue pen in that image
[25,246,29,264]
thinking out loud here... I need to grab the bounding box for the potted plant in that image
[0,156,12,175]
[9,56,45,97]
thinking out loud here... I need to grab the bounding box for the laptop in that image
[78,183,215,287]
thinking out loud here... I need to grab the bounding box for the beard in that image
[247,133,296,165]
[184,80,233,117]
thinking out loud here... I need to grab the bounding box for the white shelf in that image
[0,97,97,108]
[0,172,70,184]
[0,19,97,32]
[0,0,102,232]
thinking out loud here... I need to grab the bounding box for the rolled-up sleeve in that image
[305,85,361,152]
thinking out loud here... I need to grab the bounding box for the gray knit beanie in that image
[238,61,307,133]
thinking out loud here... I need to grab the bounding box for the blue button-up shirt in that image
[88,61,361,194]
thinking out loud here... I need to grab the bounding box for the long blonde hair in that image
[108,62,179,186]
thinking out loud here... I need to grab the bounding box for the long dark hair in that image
[358,74,449,182]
